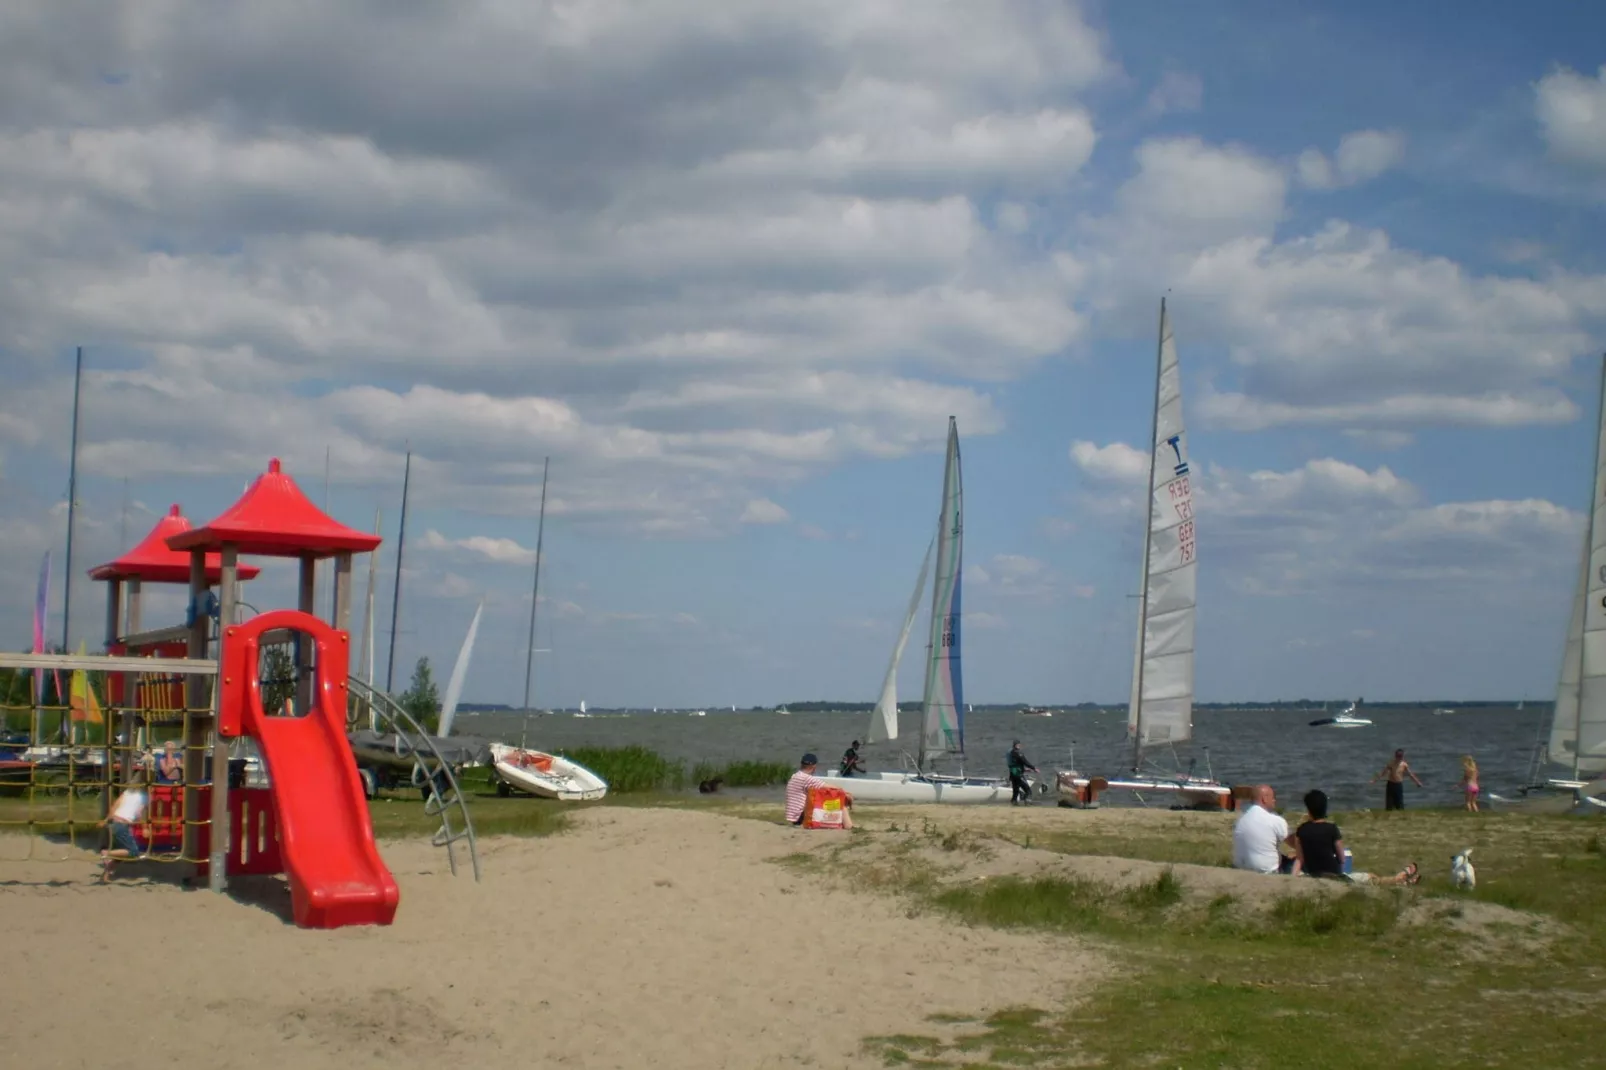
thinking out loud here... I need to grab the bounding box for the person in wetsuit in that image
[839,741,865,777]
[1007,741,1037,805]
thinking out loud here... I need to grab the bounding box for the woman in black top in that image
[1293,789,1347,878]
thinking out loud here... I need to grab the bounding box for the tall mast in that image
[360,508,381,731]
[1130,299,1165,772]
[60,346,84,653]
[522,457,551,711]
[1575,354,1606,780]
[385,448,412,693]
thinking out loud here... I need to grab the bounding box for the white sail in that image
[1129,298,1197,753]
[1562,356,1606,777]
[437,600,483,739]
[869,536,935,744]
[920,417,965,764]
[1552,538,1588,770]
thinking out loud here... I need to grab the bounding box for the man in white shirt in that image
[1232,785,1294,875]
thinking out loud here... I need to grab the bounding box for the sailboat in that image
[1542,354,1606,804]
[349,600,496,794]
[1056,299,1230,809]
[812,417,1018,804]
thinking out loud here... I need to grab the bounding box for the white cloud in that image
[1535,65,1606,170]
[420,529,537,566]
[1296,129,1406,190]
[0,0,1110,556]
[965,611,1006,630]
[1146,71,1203,116]
[739,498,791,525]
[797,524,831,541]
[1111,137,1286,247]
[1070,440,1148,482]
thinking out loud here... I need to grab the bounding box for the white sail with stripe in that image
[1129,298,1198,759]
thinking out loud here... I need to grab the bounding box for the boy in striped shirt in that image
[785,753,853,829]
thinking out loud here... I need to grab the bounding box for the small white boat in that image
[690,709,706,717]
[1309,701,1372,728]
[1433,707,1457,716]
[1056,770,1229,809]
[1021,706,1053,718]
[490,743,608,801]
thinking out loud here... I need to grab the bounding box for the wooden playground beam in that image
[0,652,218,674]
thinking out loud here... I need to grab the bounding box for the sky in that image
[2,1,1605,708]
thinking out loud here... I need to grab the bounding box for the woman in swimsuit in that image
[1460,755,1480,813]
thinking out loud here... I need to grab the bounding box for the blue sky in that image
[1,2,1603,707]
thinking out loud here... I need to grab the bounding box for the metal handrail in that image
[344,676,481,882]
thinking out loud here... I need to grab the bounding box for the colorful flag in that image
[32,552,49,706]
[69,641,103,724]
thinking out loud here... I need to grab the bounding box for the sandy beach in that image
[4,807,1103,1070]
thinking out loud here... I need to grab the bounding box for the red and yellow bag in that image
[803,786,850,829]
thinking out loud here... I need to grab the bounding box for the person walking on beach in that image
[1006,741,1036,805]
[1460,755,1480,812]
[784,753,853,829]
[1370,749,1423,810]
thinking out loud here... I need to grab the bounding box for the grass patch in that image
[833,807,1606,1069]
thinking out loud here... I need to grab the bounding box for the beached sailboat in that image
[1057,300,1229,809]
[1545,355,1606,801]
[813,417,1018,804]
[490,742,608,800]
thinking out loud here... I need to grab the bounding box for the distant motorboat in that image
[1433,707,1457,716]
[689,709,706,717]
[1021,706,1053,718]
[1309,700,1372,728]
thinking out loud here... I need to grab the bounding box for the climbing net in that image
[0,693,221,865]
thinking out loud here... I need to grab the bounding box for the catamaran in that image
[1056,299,1231,809]
[1543,354,1606,805]
[811,417,1018,804]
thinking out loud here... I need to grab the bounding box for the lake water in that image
[460,704,1554,812]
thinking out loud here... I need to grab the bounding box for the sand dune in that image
[3,808,1096,1070]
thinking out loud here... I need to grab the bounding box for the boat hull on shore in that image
[810,769,1027,804]
[1055,771,1232,809]
[490,742,608,801]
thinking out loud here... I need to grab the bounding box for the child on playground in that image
[100,772,149,882]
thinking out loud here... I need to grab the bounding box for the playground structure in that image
[0,459,482,926]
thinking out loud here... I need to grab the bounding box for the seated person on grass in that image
[1232,784,1295,875]
[784,753,853,829]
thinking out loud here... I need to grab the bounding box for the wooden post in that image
[297,556,316,716]
[208,545,238,893]
[182,552,208,870]
[103,580,122,648]
[333,552,353,633]
[102,579,121,819]
[126,578,142,635]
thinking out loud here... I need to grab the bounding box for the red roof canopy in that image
[168,458,383,559]
[88,505,264,584]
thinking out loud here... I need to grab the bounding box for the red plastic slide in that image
[223,611,400,928]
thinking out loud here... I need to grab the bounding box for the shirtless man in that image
[1369,749,1423,811]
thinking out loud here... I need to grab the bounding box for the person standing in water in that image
[1369,749,1423,811]
[1460,755,1480,812]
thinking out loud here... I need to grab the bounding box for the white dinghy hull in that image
[490,742,608,801]
[810,770,1027,805]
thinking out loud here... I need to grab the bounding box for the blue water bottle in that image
[1343,849,1354,875]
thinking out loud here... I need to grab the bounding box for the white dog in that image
[1451,848,1476,890]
